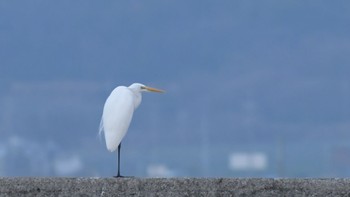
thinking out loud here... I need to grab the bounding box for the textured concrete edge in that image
[1,178,350,196]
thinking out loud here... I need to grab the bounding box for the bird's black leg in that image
[114,143,123,178]
[113,143,134,178]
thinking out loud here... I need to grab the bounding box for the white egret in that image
[99,83,164,177]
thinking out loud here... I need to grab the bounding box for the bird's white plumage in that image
[100,86,136,152]
[99,83,163,154]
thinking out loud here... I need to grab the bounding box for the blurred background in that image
[0,1,350,177]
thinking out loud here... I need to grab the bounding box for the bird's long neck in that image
[132,92,142,109]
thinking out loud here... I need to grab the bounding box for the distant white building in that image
[229,152,268,171]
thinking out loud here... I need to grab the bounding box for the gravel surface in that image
[1,177,350,196]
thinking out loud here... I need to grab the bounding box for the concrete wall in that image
[1,178,350,196]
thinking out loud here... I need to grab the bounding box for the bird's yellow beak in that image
[145,86,165,93]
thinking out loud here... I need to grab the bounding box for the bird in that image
[99,83,164,177]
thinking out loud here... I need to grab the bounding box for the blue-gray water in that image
[0,1,349,177]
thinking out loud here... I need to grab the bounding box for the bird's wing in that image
[101,86,135,152]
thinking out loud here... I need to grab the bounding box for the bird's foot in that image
[113,175,134,178]
[113,175,123,178]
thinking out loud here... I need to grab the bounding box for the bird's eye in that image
[140,86,146,90]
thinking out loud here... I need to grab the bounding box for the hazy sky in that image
[0,1,350,177]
